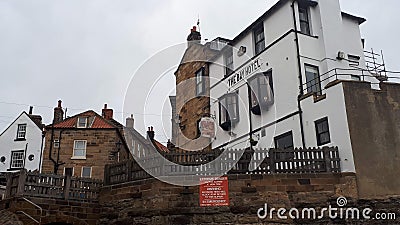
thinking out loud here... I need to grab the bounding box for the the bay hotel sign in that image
[227,58,263,88]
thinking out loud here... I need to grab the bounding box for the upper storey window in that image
[224,47,234,76]
[16,124,27,140]
[77,117,87,128]
[195,67,206,96]
[253,24,265,55]
[249,71,274,115]
[219,93,239,131]
[299,4,311,35]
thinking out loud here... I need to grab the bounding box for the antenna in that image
[197,14,201,33]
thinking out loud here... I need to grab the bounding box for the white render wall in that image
[207,0,376,173]
[0,113,44,172]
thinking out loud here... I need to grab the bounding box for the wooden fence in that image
[105,147,341,185]
[5,170,103,202]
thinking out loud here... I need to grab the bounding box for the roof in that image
[152,140,169,153]
[48,110,118,129]
[0,111,43,137]
[124,127,170,154]
[341,12,366,25]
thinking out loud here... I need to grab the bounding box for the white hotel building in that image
[198,0,393,173]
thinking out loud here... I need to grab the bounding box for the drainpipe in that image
[38,129,45,173]
[291,0,306,149]
[246,83,253,151]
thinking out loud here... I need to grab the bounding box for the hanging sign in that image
[199,117,216,138]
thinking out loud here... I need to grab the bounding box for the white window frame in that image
[10,150,24,169]
[81,166,92,178]
[195,67,206,96]
[77,117,87,128]
[72,140,87,159]
[16,124,27,139]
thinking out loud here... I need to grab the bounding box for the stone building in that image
[41,101,130,179]
[171,26,222,152]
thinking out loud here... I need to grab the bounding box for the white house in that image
[0,108,45,173]
[203,0,393,172]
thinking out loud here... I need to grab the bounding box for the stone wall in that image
[0,197,99,225]
[174,43,218,152]
[98,173,383,225]
[41,129,129,180]
[343,81,400,198]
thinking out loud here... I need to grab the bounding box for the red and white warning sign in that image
[199,176,229,207]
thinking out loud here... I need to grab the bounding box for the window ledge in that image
[71,156,86,160]
[14,138,26,142]
[7,168,22,171]
[298,32,318,39]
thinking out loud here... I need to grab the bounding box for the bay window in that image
[219,93,239,131]
[249,71,274,115]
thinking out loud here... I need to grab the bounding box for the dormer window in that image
[77,117,87,128]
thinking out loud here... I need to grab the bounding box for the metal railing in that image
[302,67,400,96]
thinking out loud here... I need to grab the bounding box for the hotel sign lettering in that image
[227,58,262,87]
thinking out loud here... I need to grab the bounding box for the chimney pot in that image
[147,126,155,140]
[58,100,62,108]
[29,106,33,115]
[126,115,134,128]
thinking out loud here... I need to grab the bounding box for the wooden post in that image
[269,149,276,173]
[5,173,13,198]
[104,164,110,185]
[323,147,332,173]
[64,173,71,200]
[16,169,26,196]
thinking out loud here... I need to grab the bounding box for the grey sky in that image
[0,0,399,142]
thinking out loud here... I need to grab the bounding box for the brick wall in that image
[42,128,129,179]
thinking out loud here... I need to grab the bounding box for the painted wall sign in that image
[227,58,263,87]
[199,117,216,138]
[199,176,229,207]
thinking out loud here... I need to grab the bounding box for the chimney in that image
[126,114,134,128]
[147,126,155,140]
[53,100,64,124]
[102,104,113,120]
[187,26,201,48]
[28,106,43,129]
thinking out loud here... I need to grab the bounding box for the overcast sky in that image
[0,0,399,142]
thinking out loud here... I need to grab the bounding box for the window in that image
[16,124,27,140]
[10,151,24,169]
[81,167,92,178]
[274,131,294,149]
[77,117,87,128]
[72,140,87,159]
[224,47,234,76]
[348,54,360,67]
[299,4,311,35]
[305,64,321,95]
[219,93,239,131]
[253,24,265,55]
[64,167,74,176]
[249,71,274,115]
[54,139,60,148]
[195,67,206,96]
[315,117,331,146]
